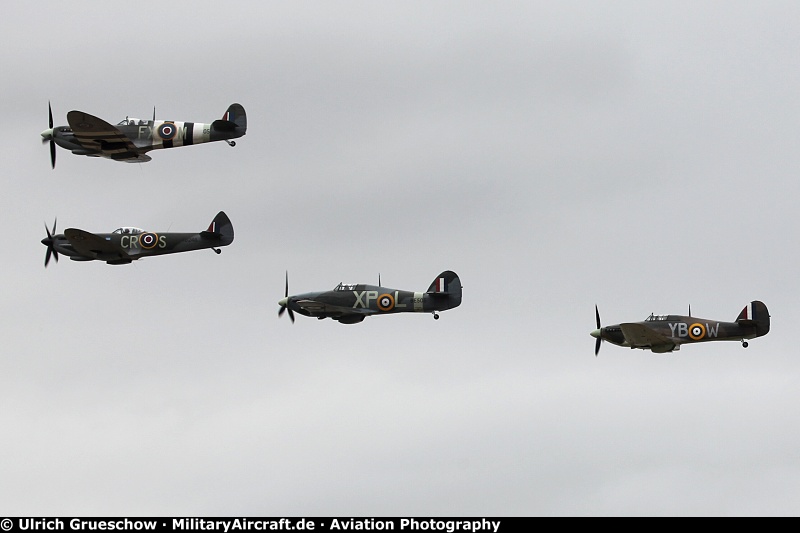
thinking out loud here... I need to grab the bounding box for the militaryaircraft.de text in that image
[41,103,246,168]
[41,212,234,266]
[278,271,462,324]
[591,301,770,355]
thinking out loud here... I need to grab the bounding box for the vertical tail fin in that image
[736,300,770,337]
[426,271,462,309]
[222,103,247,132]
[203,211,234,245]
[210,103,247,140]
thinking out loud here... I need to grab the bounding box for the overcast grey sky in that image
[2,0,800,516]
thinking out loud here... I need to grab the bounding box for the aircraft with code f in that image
[41,212,234,266]
[591,301,770,355]
[278,271,462,324]
[41,102,246,168]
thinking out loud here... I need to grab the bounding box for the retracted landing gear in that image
[225,140,236,147]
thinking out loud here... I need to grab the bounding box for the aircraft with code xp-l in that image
[41,212,234,266]
[278,271,462,324]
[40,102,246,168]
[590,301,770,355]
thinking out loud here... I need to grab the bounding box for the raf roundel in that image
[157,123,177,140]
[139,232,159,250]
[377,293,395,312]
[688,323,706,341]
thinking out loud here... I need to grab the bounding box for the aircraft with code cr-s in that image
[591,301,770,355]
[41,212,234,266]
[41,102,246,168]
[278,271,462,324]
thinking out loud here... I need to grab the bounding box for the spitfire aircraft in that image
[41,102,246,168]
[591,301,770,355]
[41,211,234,266]
[278,271,462,324]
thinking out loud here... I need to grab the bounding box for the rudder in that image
[203,211,234,246]
[736,300,770,337]
[210,104,247,138]
[223,103,247,132]
[426,271,462,309]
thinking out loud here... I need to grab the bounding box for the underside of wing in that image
[67,111,144,161]
[619,323,676,352]
[64,229,131,263]
[294,299,376,318]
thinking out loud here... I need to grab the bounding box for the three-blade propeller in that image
[278,271,295,323]
[42,218,59,267]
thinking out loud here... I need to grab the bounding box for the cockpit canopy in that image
[117,117,149,126]
[645,314,669,322]
[334,282,359,291]
[112,227,146,235]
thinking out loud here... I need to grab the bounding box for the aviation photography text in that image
[6,519,502,533]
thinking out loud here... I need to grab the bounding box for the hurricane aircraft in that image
[41,102,246,168]
[41,212,234,266]
[591,301,770,355]
[278,271,462,324]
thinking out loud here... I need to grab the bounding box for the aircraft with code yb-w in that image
[591,301,770,355]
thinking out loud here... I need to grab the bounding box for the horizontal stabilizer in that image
[211,119,237,132]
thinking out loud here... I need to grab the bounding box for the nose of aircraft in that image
[278,297,288,308]
[41,128,53,140]
[590,329,601,338]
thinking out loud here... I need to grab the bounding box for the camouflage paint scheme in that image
[279,271,462,324]
[591,301,770,354]
[41,103,246,166]
[41,212,233,266]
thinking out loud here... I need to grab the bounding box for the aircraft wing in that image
[619,323,676,352]
[293,299,377,318]
[66,111,147,161]
[64,229,131,262]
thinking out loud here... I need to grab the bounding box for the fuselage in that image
[42,118,241,155]
[286,284,461,317]
[593,314,757,349]
[43,229,231,264]
[111,118,237,151]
